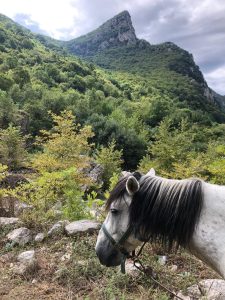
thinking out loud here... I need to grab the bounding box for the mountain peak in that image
[67,11,137,56]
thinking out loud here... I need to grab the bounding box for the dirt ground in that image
[0,233,220,300]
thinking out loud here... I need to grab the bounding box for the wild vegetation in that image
[0,12,225,299]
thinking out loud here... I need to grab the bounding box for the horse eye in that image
[110,208,119,214]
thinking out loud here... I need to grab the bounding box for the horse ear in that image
[121,171,131,177]
[126,176,140,195]
[146,168,156,176]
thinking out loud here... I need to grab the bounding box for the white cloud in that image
[0,0,84,39]
[205,66,225,95]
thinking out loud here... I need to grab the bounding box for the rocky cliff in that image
[62,11,225,110]
[66,11,139,56]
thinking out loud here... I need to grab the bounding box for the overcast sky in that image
[1,0,224,95]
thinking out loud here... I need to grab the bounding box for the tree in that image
[95,140,123,189]
[0,91,18,128]
[33,110,94,172]
[0,124,28,170]
[139,118,195,175]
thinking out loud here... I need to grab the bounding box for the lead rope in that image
[124,242,183,300]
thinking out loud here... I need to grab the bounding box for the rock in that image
[157,255,167,265]
[186,284,202,298]
[0,217,20,227]
[81,162,104,191]
[65,219,100,236]
[170,264,178,272]
[0,195,17,217]
[32,279,37,284]
[198,279,225,299]
[17,250,35,263]
[13,250,38,276]
[60,253,71,261]
[0,252,14,263]
[180,279,225,300]
[124,260,140,276]
[0,174,28,189]
[88,163,104,185]
[174,292,191,300]
[47,220,69,237]
[7,227,32,246]
[34,233,45,243]
[69,11,138,56]
[14,202,33,217]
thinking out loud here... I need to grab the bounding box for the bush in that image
[95,140,123,189]
[0,124,28,170]
[14,168,90,228]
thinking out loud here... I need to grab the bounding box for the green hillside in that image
[1,12,225,300]
[1,12,225,173]
[63,11,225,118]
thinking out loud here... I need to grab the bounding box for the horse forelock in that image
[129,176,203,249]
[105,176,128,211]
[105,172,142,211]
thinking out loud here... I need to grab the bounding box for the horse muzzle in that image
[95,239,122,267]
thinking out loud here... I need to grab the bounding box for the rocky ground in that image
[0,216,224,299]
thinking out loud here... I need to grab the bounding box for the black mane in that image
[106,175,203,249]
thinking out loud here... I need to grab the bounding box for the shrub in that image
[95,140,123,189]
[0,124,28,170]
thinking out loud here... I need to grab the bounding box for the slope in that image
[62,11,225,119]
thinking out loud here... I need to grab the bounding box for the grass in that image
[0,231,220,299]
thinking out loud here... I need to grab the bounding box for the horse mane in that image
[106,174,203,249]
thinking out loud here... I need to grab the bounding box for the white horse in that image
[95,169,225,278]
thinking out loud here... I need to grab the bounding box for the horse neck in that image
[203,181,225,210]
[190,181,225,278]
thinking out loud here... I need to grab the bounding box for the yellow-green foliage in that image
[206,144,225,184]
[33,110,94,172]
[13,111,96,226]
[14,168,90,227]
[95,140,123,189]
[0,163,7,181]
[0,163,8,201]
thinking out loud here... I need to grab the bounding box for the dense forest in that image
[0,11,225,226]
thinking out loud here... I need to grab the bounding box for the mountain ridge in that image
[1,12,225,169]
[60,11,225,108]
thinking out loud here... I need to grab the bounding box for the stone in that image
[60,253,71,261]
[157,255,167,265]
[186,284,202,298]
[180,279,225,300]
[7,227,32,246]
[32,279,37,284]
[14,202,33,217]
[47,220,69,237]
[88,163,104,185]
[34,233,45,243]
[0,252,14,263]
[124,260,140,276]
[198,279,225,299]
[0,217,20,227]
[174,292,191,300]
[170,264,178,272]
[65,219,101,236]
[13,250,38,275]
[81,162,104,191]
[17,250,35,263]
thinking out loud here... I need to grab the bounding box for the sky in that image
[1,0,224,95]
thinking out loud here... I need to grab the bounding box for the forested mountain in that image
[1,12,225,173]
[62,11,225,113]
[1,11,225,299]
